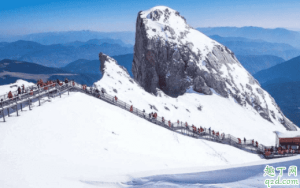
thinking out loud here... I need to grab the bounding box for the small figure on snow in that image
[17,87,21,95]
[130,105,133,112]
[8,91,13,99]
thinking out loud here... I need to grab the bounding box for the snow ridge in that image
[132,6,297,130]
[95,53,295,146]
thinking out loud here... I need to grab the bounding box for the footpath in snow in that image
[0,91,270,188]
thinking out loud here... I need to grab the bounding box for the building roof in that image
[275,131,300,138]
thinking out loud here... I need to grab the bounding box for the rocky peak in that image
[132,6,297,130]
[99,52,130,78]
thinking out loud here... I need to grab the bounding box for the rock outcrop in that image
[132,6,297,130]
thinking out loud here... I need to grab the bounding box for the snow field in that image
[0,91,264,188]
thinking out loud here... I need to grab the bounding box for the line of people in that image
[6,84,26,100]
[5,78,71,101]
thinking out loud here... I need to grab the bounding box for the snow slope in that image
[126,157,300,187]
[95,54,291,146]
[0,91,265,188]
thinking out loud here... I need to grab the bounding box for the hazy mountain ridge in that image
[0,30,135,45]
[254,56,300,83]
[0,40,133,67]
[236,55,285,74]
[262,81,300,127]
[209,35,300,60]
[0,59,98,85]
[63,38,132,48]
[62,53,134,77]
[252,56,300,127]
[198,27,300,49]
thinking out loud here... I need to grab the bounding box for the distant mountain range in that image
[63,38,132,48]
[236,55,285,74]
[261,81,300,127]
[0,59,99,86]
[254,56,300,84]
[250,55,300,127]
[198,27,300,49]
[0,30,135,45]
[210,35,300,60]
[62,53,134,77]
[0,40,133,67]
[0,52,134,86]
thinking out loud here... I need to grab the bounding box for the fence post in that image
[15,98,19,116]
[38,88,41,106]
[1,101,5,122]
[28,96,31,110]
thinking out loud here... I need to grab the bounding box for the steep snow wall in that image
[131,6,296,130]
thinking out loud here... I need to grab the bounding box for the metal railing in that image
[71,82,296,159]
[1,81,297,159]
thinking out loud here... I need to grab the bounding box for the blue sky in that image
[1,0,300,35]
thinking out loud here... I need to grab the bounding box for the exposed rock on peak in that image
[99,52,130,77]
[132,6,297,130]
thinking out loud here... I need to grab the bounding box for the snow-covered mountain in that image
[0,82,265,188]
[131,6,296,130]
[95,53,291,146]
[1,5,300,188]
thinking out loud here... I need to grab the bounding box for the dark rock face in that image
[131,6,297,130]
[99,52,108,75]
[132,10,230,98]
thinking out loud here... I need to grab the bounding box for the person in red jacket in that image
[168,120,171,127]
[130,105,133,112]
[8,91,13,99]
[114,96,118,102]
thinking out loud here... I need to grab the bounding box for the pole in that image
[7,108,9,117]
[28,96,31,110]
[1,101,5,122]
[16,98,19,116]
[38,88,41,106]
